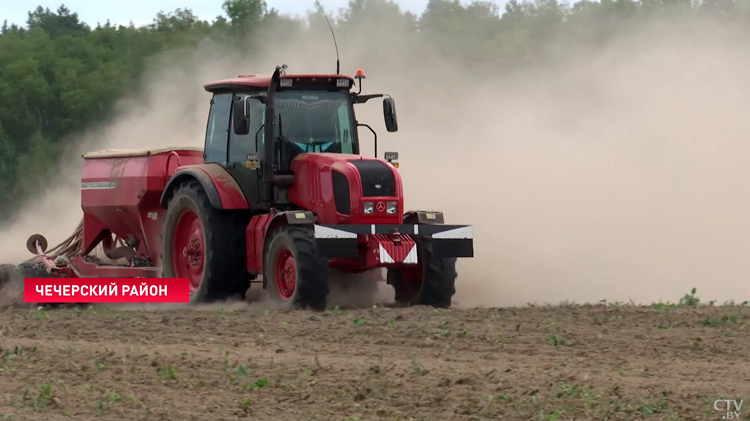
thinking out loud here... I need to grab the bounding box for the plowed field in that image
[1,295,749,420]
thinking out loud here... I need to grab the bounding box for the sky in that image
[3,0,434,27]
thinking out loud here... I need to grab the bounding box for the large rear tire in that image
[264,225,329,310]
[387,238,457,308]
[161,180,251,303]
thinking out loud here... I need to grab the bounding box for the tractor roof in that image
[204,73,356,93]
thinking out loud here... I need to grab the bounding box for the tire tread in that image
[161,180,251,302]
[265,225,329,310]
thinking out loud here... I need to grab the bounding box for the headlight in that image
[386,201,398,214]
[363,201,375,214]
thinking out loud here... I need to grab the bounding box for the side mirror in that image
[233,98,251,135]
[383,98,398,133]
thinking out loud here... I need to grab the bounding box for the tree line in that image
[0,0,745,219]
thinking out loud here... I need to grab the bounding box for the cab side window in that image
[229,94,265,163]
[204,93,232,163]
[337,103,353,154]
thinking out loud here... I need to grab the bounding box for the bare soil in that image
[0,298,748,420]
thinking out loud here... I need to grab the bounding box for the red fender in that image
[245,211,317,275]
[161,163,249,210]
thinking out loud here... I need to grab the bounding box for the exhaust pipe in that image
[263,66,294,206]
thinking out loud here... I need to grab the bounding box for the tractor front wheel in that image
[161,180,251,303]
[264,226,329,310]
[387,238,457,308]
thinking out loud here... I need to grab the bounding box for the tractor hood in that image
[288,153,404,225]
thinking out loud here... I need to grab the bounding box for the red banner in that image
[23,278,190,303]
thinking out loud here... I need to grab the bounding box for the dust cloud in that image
[404,20,750,308]
[2,7,750,308]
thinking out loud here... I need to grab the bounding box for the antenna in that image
[314,0,340,74]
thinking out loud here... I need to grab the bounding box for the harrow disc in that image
[26,234,48,255]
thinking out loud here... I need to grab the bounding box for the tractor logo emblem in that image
[376,202,386,212]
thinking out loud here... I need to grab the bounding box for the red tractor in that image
[22,65,474,309]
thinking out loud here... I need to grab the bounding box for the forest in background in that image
[0,0,747,219]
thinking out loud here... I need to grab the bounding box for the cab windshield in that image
[274,90,356,154]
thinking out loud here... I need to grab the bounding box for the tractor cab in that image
[202,66,398,209]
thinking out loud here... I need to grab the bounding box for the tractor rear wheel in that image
[387,238,457,308]
[161,180,251,303]
[264,225,329,310]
